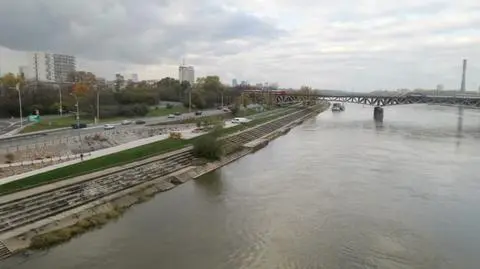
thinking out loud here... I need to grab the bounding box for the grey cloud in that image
[0,0,283,64]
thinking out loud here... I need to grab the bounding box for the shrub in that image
[166,103,173,109]
[192,133,223,160]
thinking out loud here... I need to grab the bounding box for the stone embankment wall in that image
[0,104,327,256]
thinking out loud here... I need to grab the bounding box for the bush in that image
[166,103,173,109]
[192,133,223,160]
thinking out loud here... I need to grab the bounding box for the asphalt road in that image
[0,120,23,136]
[0,109,225,148]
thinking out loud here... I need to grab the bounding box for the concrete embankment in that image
[0,104,327,256]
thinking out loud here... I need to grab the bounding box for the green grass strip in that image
[0,107,307,196]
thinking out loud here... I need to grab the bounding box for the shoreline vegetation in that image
[30,188,151,249]
[26,105,325,250]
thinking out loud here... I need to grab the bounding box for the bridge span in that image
[243,90,480,121]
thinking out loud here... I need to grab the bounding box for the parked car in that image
[104,124,115,130]
[135,120,146,124]
[71,123,87,129]
[195,111,202,116]
[174,112,181,116]
[121,120,132,125]
[167,114,175,118]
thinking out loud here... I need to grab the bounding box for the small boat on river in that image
[331,103,345,112]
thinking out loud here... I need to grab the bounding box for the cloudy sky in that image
[0,0,479,91]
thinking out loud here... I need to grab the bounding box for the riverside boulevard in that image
[0,109,225,147]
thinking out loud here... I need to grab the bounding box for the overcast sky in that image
[0,0,479,91]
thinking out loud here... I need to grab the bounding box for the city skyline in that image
[0,0,479,91]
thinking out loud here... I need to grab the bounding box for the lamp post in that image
[71,92,83,156]
[55,84,63,117]
[189,87,192,113]
[95,85,100,124]
[15,83,23,129]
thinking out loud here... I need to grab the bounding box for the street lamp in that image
[71,92,83,157]
[15,83,23,129]
[94,85,100,124]
[54,84,63,117]
[188,87,192,113]
[70,93,80,126]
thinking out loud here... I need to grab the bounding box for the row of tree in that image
[0,71,247,118]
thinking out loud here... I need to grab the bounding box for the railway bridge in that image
[243,90,480,121]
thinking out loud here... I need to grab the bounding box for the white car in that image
[104,124,115,130]
[167,114,175,119]
[232,117,250,124]
[121,120,132,125]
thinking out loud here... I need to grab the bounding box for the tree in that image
[69,71,96,96]
[192,123,224,160]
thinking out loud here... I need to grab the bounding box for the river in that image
[2,104,480,269]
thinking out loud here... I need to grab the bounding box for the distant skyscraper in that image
[28,52,76,82]
[232,79,238,87]
[179,61,195,85]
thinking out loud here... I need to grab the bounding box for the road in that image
[0,120,23,136]
[0,109,225,147]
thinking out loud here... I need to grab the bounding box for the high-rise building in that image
[179,64,195,85]
[232,79,238,87]
[28,52,76,82]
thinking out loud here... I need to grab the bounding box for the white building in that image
[27,52,76,82]
[125,73,139,83]
[179,65,195,85]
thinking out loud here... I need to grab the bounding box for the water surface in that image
[3,104,480,269]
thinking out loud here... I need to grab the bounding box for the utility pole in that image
[95,85,100,123]
[188,87,192,113]
[71,92,83,154]
[460,59,467,93]
[16,83,23,129]
[58,84,63,117]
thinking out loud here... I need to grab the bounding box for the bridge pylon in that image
[373,106,384,122]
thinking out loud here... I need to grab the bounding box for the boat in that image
[331,103,345,112]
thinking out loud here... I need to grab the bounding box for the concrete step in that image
[0,240,12,260]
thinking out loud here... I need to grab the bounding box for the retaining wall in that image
[0,104,327,256]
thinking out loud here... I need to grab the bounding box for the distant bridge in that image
[243,90,480,108]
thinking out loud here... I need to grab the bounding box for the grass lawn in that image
[20,116,94,133]
[20,106,191,134]
[0,106,316,195]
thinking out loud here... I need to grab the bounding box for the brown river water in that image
[2,104,480,269]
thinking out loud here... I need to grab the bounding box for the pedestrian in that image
[80,153,84,161]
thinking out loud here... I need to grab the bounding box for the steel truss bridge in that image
[243,91,480,108]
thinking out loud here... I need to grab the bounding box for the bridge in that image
[244,90,480,107]
[243,90,480,121]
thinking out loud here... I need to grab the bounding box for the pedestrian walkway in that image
[0,127,203,186]
[0,109,283,186]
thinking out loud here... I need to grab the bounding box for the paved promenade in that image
[0,127,202,186]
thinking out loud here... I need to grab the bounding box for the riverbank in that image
[0,103,328,257]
